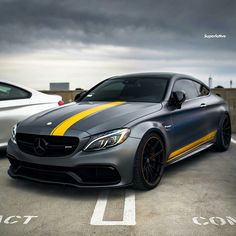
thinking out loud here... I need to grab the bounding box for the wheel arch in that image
[217,111,231,128]
[129,121,170,157]
[224,111,231,119]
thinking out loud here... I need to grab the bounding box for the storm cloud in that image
[0,0,235,89]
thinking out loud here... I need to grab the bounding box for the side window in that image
[194,82,210,97]
[0,83,31,101]
[173,79,198,100]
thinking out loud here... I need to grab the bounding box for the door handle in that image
[200,103,207,108]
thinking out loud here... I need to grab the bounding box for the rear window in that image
[0,83,31,101]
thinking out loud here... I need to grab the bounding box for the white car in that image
[0,81,64,149]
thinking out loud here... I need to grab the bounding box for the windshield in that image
[81,77,169,103]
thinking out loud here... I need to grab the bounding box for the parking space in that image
[0,137,236,236]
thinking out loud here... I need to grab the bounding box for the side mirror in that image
[74,91,87,102]
[169,91,186,109]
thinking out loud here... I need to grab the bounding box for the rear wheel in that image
[133,132,166,190]
[214,114,231,151]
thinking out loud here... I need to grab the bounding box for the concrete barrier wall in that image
[41,90,82,103]
[41,89,236,132]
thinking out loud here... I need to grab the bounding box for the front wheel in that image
[213,114,231,151]
[133,132,166,190]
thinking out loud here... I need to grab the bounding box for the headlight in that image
[84,128,130,151]
[11,124,18,144]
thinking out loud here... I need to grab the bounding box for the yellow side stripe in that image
[50,101,126,136]
[167,130,217,162]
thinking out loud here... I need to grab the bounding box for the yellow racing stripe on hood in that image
[50,101,126,136]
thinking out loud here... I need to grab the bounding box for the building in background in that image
[50,82,70,91]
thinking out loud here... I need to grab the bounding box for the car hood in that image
[18,101,162,136]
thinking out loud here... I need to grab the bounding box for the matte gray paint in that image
[7,73,229,188]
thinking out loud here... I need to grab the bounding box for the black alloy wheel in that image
[222,115,231,147]
[133,132,166,190]
[214,114,231,151]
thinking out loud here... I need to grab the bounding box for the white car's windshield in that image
[81,77,169,103]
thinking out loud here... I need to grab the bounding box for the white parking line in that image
[231,138,236,144]
[90,190,136,225]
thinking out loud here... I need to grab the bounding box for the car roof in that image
[108,72,195,80]
[109,72,174,79]
[108,72,208,87]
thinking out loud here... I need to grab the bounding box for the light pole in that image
[208,76,213,88]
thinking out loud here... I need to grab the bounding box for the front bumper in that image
[7,137,141,188]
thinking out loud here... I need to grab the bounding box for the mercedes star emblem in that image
[34,138,48,156]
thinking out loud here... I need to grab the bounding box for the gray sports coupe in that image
[7,73,231,190]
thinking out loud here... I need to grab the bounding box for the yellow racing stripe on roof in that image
[50,101,126,136]
[168,130,217,162]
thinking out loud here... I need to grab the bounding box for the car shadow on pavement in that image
[6,179,103,201]
[165,143,235,175]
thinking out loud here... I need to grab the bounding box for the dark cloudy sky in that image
[0,0,235,89]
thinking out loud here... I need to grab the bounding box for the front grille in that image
[16,133,79,157]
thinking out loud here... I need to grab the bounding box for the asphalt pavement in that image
[0,136,236,236]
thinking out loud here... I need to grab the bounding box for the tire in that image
[213,114,231,152]
[133,132,166,190]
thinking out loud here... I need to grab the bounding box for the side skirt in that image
[166,142,214,165]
